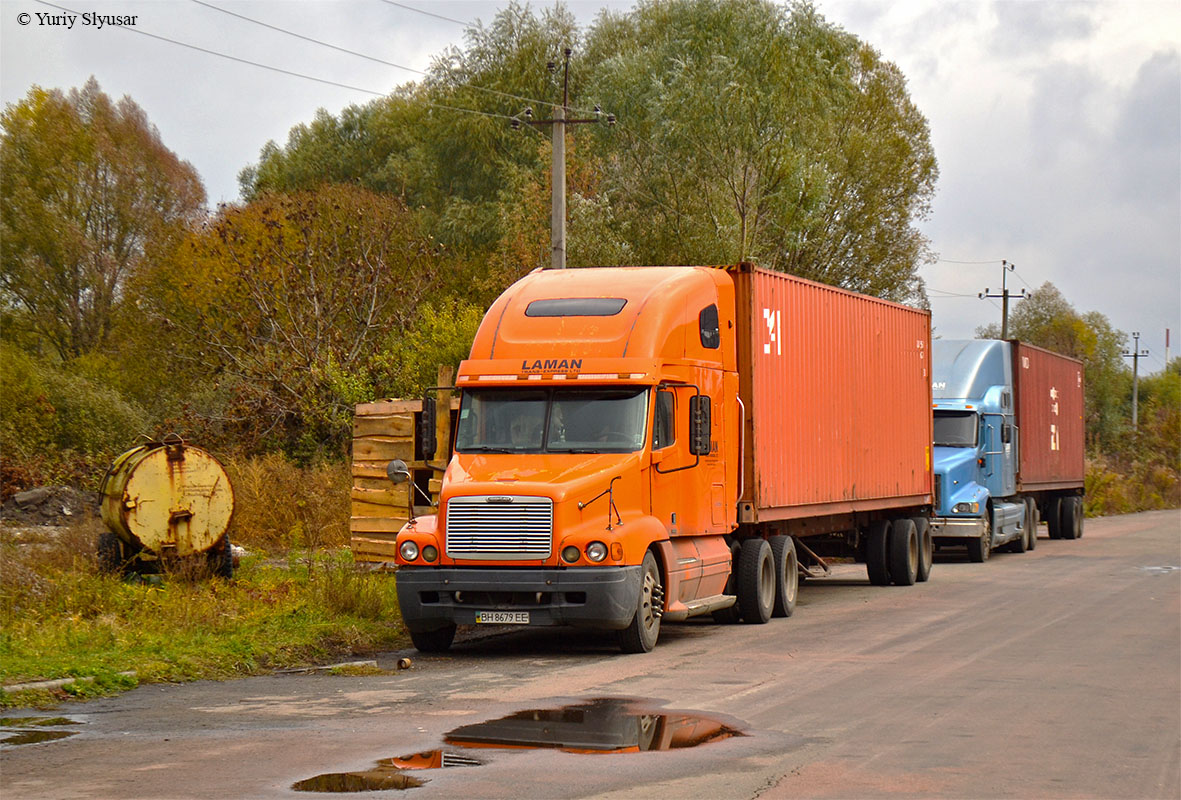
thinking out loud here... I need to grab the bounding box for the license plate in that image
[475,611,530,624]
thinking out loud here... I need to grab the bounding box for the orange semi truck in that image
[388,264,934,653]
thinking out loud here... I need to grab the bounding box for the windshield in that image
[455,388,650,454]
[933,411,979,447]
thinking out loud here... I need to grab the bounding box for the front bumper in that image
[395,566,642,633]
[930,516,988,539]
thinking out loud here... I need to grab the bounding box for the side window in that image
[699,304,720,349]
[653,390,675,449]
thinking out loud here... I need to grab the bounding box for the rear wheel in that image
[737,539,774,624]
[913,517,933,582]
[1026,499,1039,551]
[865,519,891,586]
[1046,497,1064,539]
[713,542,742,624]
[1061,496,1084,540]
[769,535,799,618]
[410,625,456,653]
[888,518,919,586]
[618,550,663,653]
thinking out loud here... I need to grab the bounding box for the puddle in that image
[0,716,83,747]
[294,699,742,792]
[1,730,78,745]
[444,697,743,753]
[1139,565,1180,575]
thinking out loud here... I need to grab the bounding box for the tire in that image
[1046,497,1064,539]
[96,532,122,574]
[207,535,234,579]
[913,517,933,582]
[410,625,456,653]
[736,538,774,624]
[619,550,663,653]
[769,535,799,618]
[1061,496,1083,540]
[865,519,891,586]
[888,518,918,586]
[1026,499,1038,551]
[967,512,991,563]
[1009,508,1028,553]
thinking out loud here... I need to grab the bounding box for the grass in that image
[0,519,407,708]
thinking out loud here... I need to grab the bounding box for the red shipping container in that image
[729,265,933,522]
[1011,341,1085,491]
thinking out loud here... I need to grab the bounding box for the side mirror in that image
[386,459,411,485]
[418,395,438,459]
[689,395,711,456]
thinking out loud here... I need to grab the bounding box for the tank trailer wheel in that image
[865,519,892,586]
[913,517,933,582]
[410,625,456,653]
[888,518,919,586]
[207,535,235,579]
[96,532,123,574]
[619,550,663,653]
[769,535,799,618]
[737,539,774,624]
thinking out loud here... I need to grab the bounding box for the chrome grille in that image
[445,495,553,560]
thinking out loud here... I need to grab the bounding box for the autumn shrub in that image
[1085,455,1181,517]
[224,453,351,554]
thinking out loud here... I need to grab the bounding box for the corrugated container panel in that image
[733,266,932,517]
[1012,341,1085,490]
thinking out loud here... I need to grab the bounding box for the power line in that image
[189,0,587,116]
[378,0,469,27]
[936,258,1002,265]
[34,0,515,122]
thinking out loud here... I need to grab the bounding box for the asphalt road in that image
[3,509,1178,800]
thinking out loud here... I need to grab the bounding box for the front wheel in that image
[967,516,991,563]
[410,625,456,653]
[618,550,663,653]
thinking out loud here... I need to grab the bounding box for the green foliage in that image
[373,301,485,399]
[0,343,150,491]
[0,525,405,704]
[1,78,205,360]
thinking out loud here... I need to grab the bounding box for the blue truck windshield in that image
[933,411,979,447]
[455,388,649,454]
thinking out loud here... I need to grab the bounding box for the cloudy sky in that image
[2,0,1178,368]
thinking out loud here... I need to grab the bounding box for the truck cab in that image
[931,340,1030,561]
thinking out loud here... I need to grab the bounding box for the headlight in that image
[562,546,581,564]
[586,541,608,562]
[399,540,420,561]
[422,545,438,563]
[953,502,980,514]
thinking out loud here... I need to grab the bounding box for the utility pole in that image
[978,260,1026,339]
[1123,331,1149,430]
[512,47,614,269]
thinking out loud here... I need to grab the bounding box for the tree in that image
[582,0,937,302]
[1,78,205,360]
[135,185,443,457]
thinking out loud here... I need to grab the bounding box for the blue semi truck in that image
[930,339,1086,561]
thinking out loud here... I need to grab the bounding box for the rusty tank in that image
[98,436,235,576]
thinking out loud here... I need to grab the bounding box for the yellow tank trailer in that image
[98,437,235,577]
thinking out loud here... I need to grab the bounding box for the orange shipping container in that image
[730,265,933,522]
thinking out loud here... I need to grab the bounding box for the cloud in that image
[989,0,1098,57]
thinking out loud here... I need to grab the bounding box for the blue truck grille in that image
[445,496,553,560]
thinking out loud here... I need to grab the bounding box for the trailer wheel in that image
[619,550,663,653]
[967,516,991,563]
[865,519,891,586]
[96,532,122,574]
[207,535,234,579]
[887,519,918,586]
[769,535,798,618]
[913,518,933,582]
[737,539,774,624]
[410,625,456,653]
[1046,497,1064,539]
[1061,496,1083,540]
